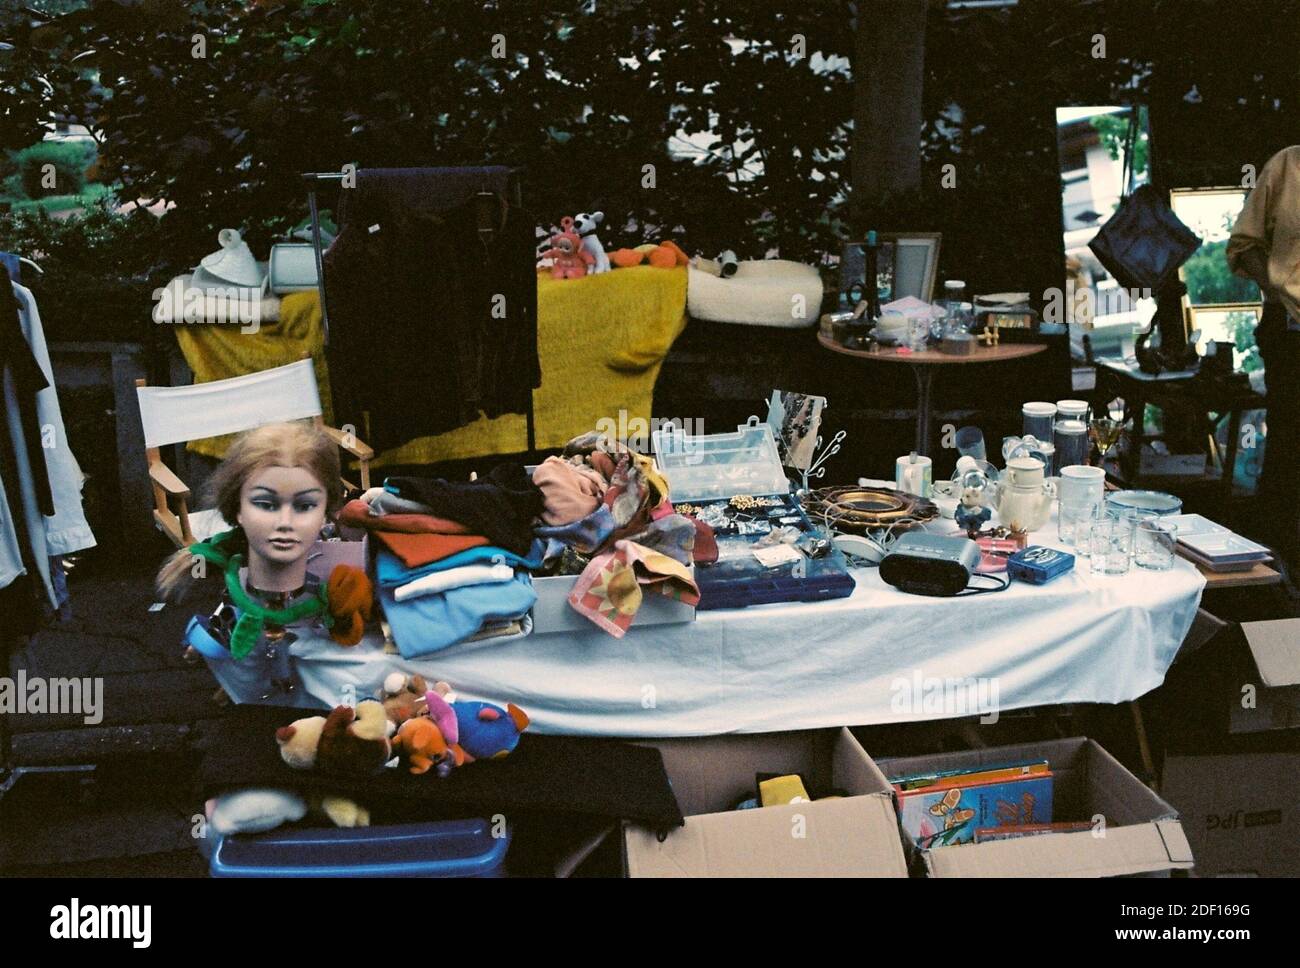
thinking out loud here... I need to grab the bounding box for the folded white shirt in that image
[393,562,516,602]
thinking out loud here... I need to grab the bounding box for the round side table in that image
[818,333,1049,455]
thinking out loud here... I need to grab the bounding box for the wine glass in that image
[1089,414,1124,465]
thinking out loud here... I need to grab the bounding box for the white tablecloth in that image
[209,519,1206,737]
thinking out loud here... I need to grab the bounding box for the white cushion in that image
[687,259,823,328]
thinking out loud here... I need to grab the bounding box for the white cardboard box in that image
[531,572,695,635]
[1228,619,1300,734]
[1162,752,1300,877]
[623,728,908,878]
[876,737,1194,878]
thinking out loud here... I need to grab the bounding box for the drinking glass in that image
[1135,520,1178,571]
[1089,415,1124,464]
[1058,499,1100,547]
[1087,517,1132,576]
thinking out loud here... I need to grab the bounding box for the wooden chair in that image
[135,358,373,548]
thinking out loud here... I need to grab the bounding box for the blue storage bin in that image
[210,818,510,878]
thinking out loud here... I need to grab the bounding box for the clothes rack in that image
[300,168,536,455]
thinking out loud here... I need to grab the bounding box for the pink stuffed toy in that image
[541,216,595,280]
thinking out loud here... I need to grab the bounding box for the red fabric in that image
[690,518,718,564]
[338,498,471,535]
[373,531,490,568]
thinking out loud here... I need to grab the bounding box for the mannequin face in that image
[237,465,328,590]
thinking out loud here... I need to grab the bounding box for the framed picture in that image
[879,233,942,304]
[766,389,827,472]
[839,240,896,306]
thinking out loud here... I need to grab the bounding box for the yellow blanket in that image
[172,291,334,459]
[381,266,688,466]
[173,266,688,465]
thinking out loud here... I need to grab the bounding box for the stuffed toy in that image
[276,700,393,775]
[610,240,689,270]
[208,788,308,836]
[426,689,530,764]
[275,714,327,769]
[540,217,595,280]
[325,565,374,646]
[392,716,462,777]
[380,671,431,725]
[206,788,370,835]
[572,211,610,274]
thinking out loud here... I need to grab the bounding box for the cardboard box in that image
[531,572,695,635]
[1162,753,1300,877]
[623,729,908,877]
[1228,619,1300,735]
[875,737,1194,878]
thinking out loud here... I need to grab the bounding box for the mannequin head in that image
[157,422,342,598]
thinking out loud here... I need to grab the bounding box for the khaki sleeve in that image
[1226,154,1279,275]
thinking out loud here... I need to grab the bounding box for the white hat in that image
[198,229,265,288]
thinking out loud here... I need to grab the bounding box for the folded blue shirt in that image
[375,540,544,589]
[381,570,537,658]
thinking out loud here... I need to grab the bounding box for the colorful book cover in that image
[889,759,1050,792]
[896,774,1054,849]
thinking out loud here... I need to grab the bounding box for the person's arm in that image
[1227,153,1279,298]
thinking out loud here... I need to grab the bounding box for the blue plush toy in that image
[425,689,530,766]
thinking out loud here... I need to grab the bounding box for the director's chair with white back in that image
[135,357,373,548]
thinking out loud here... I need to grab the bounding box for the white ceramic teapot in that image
[996,456,1057,533]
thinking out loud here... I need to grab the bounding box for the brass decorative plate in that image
[803,486,939,533]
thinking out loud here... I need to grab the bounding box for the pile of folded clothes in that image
[532,431,715,638]
[339,465,544,657]
[340,433,719,649]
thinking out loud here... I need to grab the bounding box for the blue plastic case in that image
[1006,546,1075,585]
[209,818,510,878]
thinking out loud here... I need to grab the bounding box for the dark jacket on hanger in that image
[322,167,541,452]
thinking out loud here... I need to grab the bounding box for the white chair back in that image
[136,358,322,449]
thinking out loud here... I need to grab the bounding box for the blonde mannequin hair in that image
[155,422,342,599]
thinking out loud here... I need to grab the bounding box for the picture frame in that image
[878,232,942,304]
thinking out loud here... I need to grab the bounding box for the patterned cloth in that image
[567,539,699,638]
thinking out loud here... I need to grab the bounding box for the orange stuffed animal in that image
[325,564,373,646]
[610,240,689,269]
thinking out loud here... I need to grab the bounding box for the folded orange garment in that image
[338,498,471,535]
[373,530,490,568]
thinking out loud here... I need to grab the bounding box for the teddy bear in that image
[380,671,431,725]
[275,699,393,775]
[540,217,595,280]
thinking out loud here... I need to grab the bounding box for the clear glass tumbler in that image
[1135,519,1178,571]
[1088,517,1132,576]
[1058,499,1100,548]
